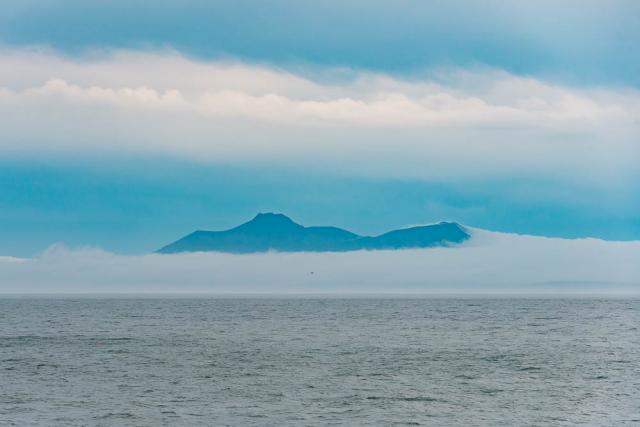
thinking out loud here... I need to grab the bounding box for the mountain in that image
[157,213,470,254]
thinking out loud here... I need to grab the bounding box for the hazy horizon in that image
[2,228,638,294]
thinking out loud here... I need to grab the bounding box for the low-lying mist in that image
[0,230,638,294]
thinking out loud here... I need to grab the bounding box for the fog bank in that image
[0,230,638,294]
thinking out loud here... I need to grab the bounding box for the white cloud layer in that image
[1,230,638,294]
[1,49,638,180]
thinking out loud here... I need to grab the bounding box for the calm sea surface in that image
[0,297,639,426]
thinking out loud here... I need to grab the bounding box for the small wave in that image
[454,374,476,379]
[588,375,608,380]
[479,388,504,395]
[366,396,440,402]
[95,412,138,420]
[36,363,59,369]
[518,366,542,372]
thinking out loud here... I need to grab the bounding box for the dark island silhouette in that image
[158,213,470,254]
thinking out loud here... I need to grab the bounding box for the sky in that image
[0,0,639,257]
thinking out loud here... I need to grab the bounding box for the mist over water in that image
[1,297,639,425]
[0,230,638,294]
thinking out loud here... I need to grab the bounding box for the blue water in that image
[1,297,639,426]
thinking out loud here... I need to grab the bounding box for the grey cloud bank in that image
[2,0,638,87]
[1,230,638,294]
[0,51,638,183]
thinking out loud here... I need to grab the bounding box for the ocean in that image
[1,296,638,426]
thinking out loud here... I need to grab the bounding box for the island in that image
[157,212,470,254]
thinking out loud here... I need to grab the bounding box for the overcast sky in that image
[0,1,639,256]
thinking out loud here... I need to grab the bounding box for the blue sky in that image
[0,1,639,256]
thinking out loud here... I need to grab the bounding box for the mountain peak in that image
[249,212,298,226]
[253,212,292,221]
[233,212,304,234]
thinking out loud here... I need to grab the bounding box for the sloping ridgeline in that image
[157,213,470,254]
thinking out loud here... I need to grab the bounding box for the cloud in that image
[2,1,639,86]
[1,50,635,125]
[2,75,629,126]
[0,256,26,264]
[0,49,638,182]
[1,230,638,294]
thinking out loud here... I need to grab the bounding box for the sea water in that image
[1,297,639,426]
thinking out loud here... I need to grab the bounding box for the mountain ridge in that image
[157,212,470,254]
